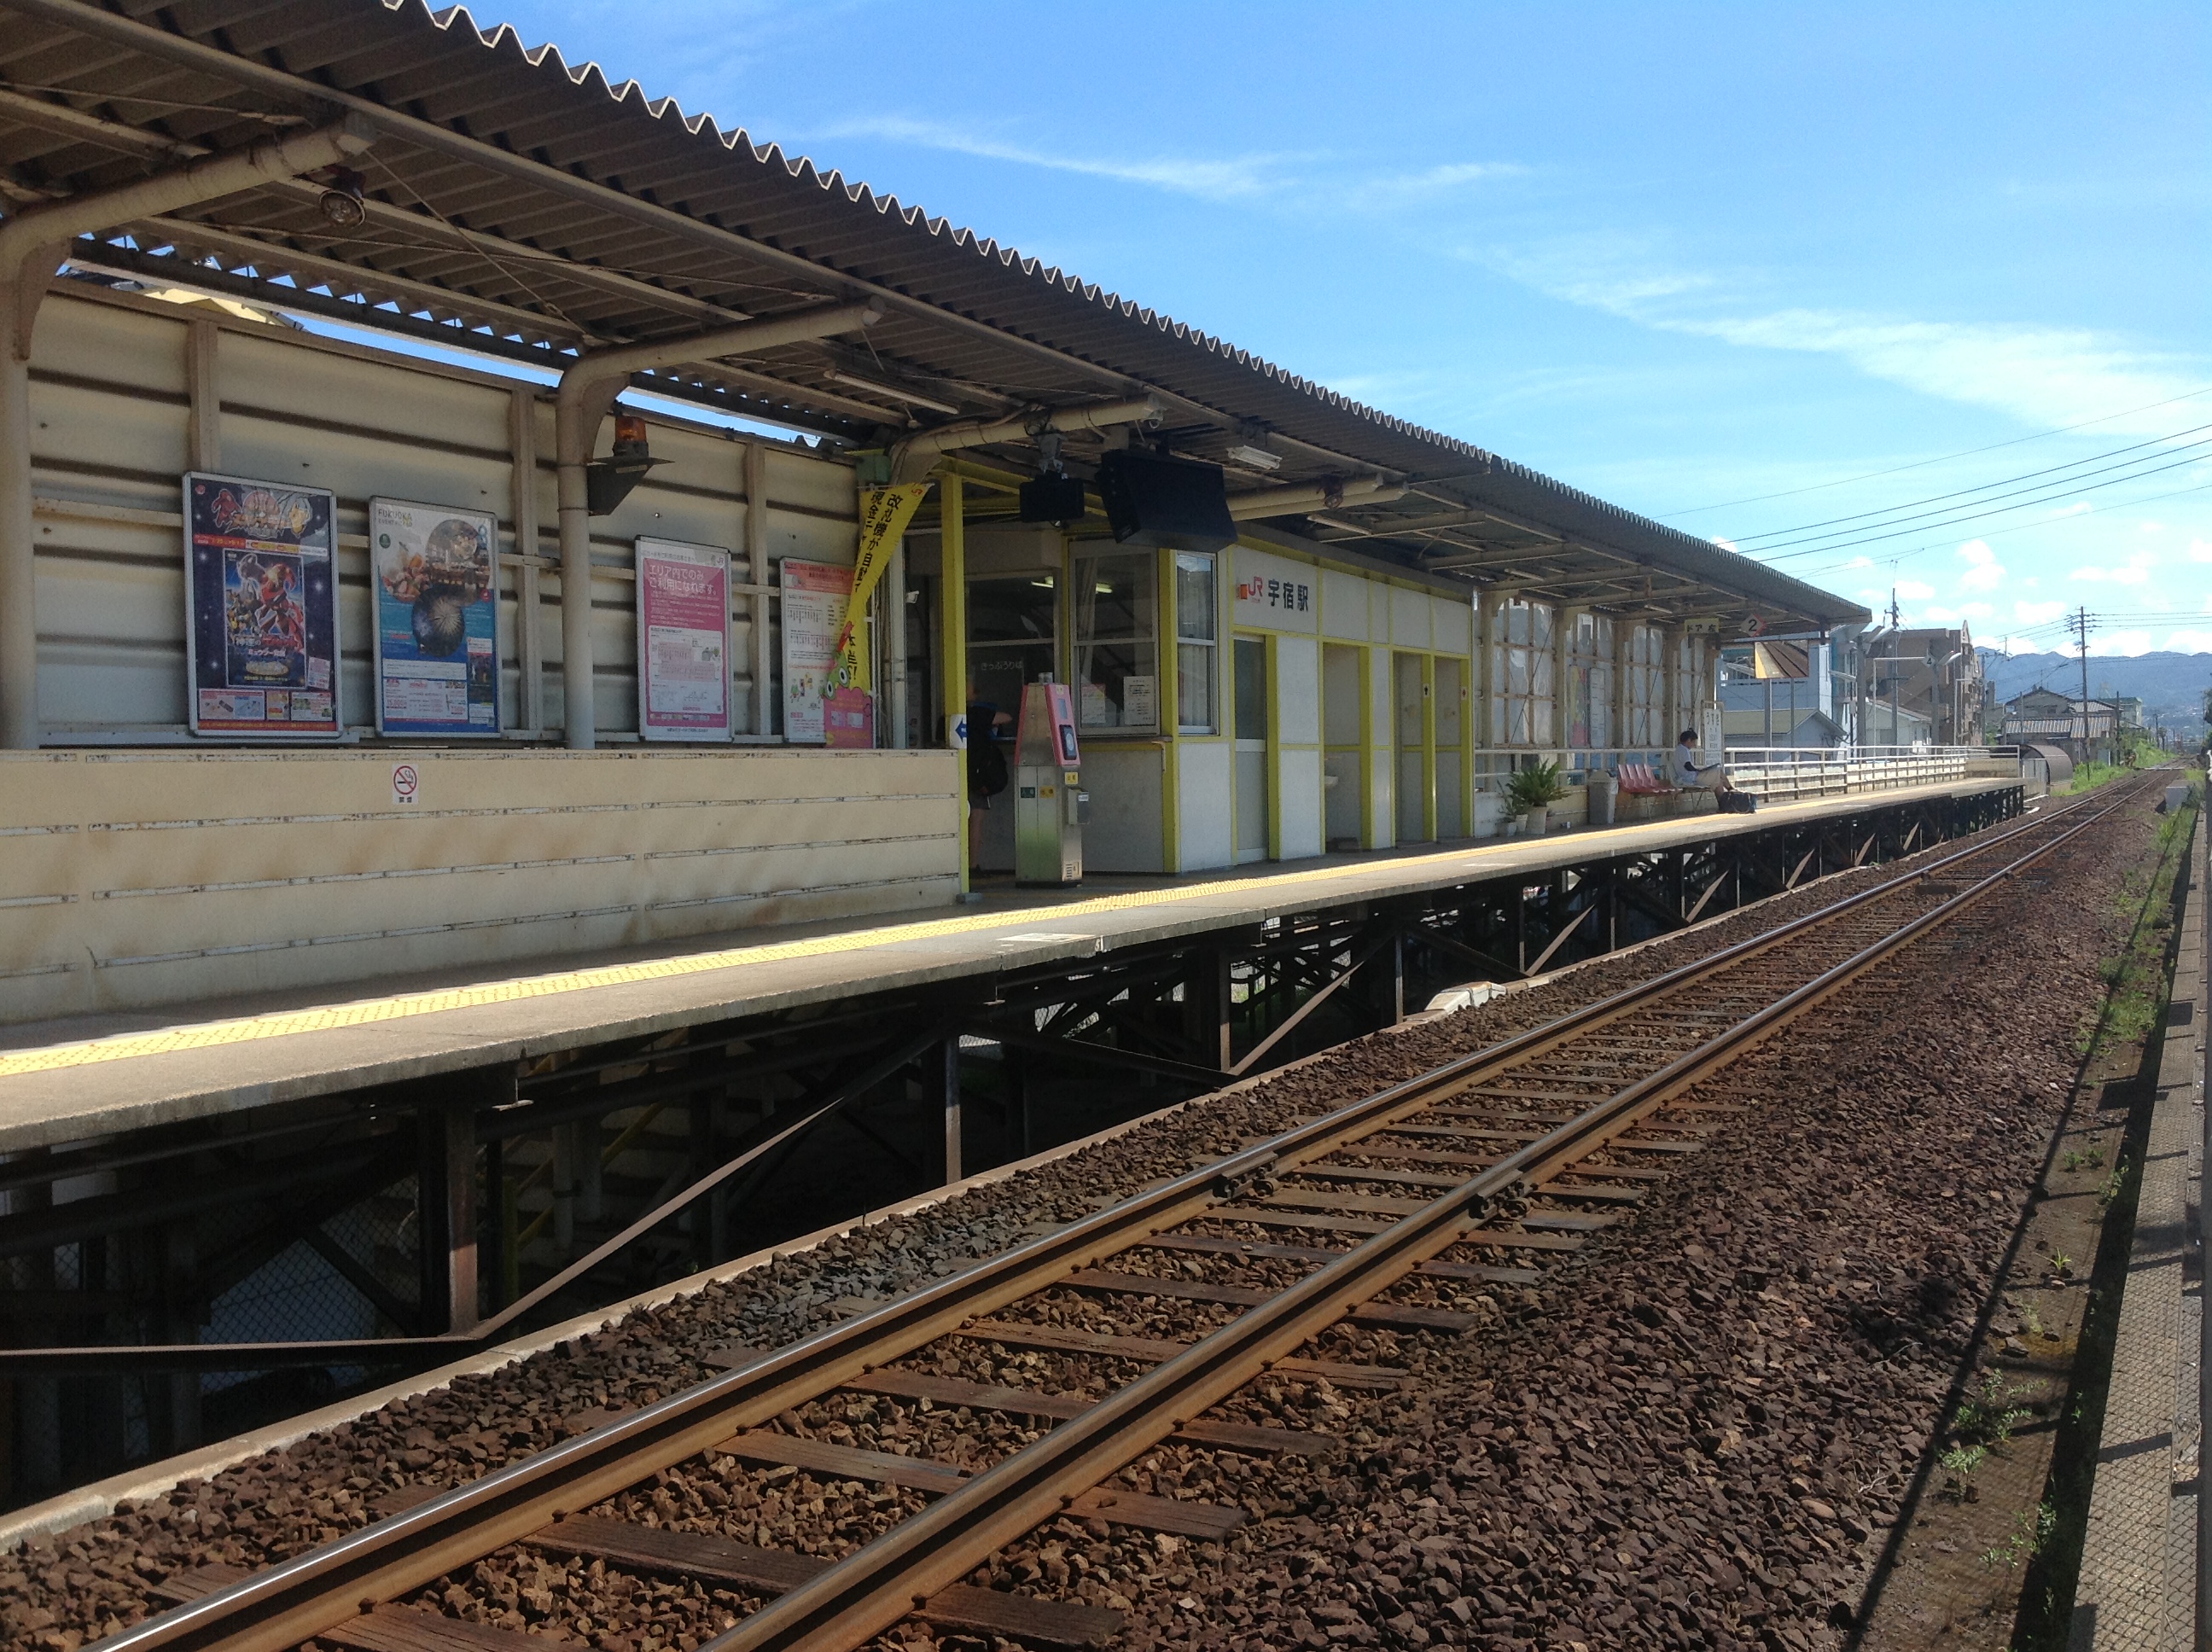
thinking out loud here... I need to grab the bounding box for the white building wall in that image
[1175,739,1235,870]
[1366,643,1396,848]
[1272,632,1323,859]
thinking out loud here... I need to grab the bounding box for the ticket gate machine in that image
[1014,680,1086,886]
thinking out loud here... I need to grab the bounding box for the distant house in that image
[1721,707,1848,747]
[2000,687,2117,762]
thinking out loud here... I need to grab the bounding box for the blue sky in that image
[474,1,2210,656]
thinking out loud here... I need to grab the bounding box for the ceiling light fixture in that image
[1225,443,1281,472]
[317,166,366,229]
[823,369,961,416]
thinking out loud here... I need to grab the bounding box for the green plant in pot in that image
[1504,759,1567,835]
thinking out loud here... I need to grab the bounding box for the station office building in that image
[0,0,1863,1023]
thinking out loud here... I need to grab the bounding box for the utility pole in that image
[2071,606,2094,765]
[1889,588,1902,747]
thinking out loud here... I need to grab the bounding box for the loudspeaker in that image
[1094,451,1237,552]
[1018,473,1088,525]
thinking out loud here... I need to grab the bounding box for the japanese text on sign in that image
[1236,575,1311,613]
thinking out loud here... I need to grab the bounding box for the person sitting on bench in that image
[1672,728,1738,795]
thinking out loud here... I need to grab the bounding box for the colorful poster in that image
[636,538,733,742]
[370,497,499,737]
[780,557,874,748]
[183,473,341,738]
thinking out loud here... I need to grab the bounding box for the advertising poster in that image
[780,557,874,747]
[636,538,733,742]
[370,497,499,737]
[183,473,341,738]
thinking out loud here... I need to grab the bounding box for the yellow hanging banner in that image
[835,482,930,691]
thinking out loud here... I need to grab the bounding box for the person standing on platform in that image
[1674,727,1741,797]
[965,680,1012,878]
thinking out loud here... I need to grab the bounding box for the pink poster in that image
[780,557,876,748]
[636,538,732,741]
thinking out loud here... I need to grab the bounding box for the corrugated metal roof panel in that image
[0,0,1867,627]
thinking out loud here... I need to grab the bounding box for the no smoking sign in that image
[390,762,420,806]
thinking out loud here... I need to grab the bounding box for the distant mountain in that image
[1980,649,2212,731]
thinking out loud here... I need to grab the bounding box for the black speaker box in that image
[1018,473,1089,525]
[1093,451,1237,552]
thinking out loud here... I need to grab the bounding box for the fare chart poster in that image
[780,557,874,747]
[183,473,341,738]
[370,497,500,737]
[636,538,733,741]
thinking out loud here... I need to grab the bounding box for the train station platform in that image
[0,776,2020,1155]
[2073,808,2203,1649]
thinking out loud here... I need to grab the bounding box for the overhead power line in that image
[1728,421,2212,547]
[1751,450,2212,564]
[1786,479,2212,579]
[1664,382,2212,519]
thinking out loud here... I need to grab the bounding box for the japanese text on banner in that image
[835,482,929,689]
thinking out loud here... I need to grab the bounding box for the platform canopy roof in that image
[0,0,1867,633]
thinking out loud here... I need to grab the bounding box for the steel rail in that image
[90,781,2119,1652]
[705,780,2144,1652]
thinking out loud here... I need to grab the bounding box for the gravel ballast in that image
[0,795,2139,1652]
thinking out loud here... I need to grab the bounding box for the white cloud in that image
[818,118,1522,212]
[819,115,1294,201]
[2069,551,2156,585]
[1348,160,1528,208]
[2140,521,2166,532]
[1710,536,1739,552]
[2191,539,2212,563]
[1483,240,2207,433]
[1959,602,1994,619]
[1841,556,1874,570]
[2091,630,2154,656]
[2163,629,2212,652]
[2015,599,2067,624]
[1920,604,1962,624]
[1895,579,1936,601]
[1955,539,2005,593]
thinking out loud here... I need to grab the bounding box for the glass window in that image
[1489,598,1554,746]
[1566,613,1614,748]
[967,574,1057,730]
[1624,625,1662,747]
[1233,636,1267,741]
[1174,550,1216,734]
[1073,549,1156,731]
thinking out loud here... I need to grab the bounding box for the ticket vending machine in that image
[1015,680,1086,886]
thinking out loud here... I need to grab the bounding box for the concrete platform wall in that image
[0,747,958,1023]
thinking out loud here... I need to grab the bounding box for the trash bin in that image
[1588,774,1618,827]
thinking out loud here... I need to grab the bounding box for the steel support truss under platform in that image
[0,782,2020,1508]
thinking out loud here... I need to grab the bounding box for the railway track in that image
[102,777,2152,1652]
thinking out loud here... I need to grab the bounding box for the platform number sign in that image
[390,762,420,806]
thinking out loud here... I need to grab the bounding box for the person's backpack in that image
[969,736,1010,799]
[1720,789,1757,814]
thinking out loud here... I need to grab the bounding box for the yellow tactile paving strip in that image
[0,789,1967,1082]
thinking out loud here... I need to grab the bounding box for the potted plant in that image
[1505,759,1566,836]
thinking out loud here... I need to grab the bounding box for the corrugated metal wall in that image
[27,282,859,741]
[0,746,958,1023]
[7,284,958,1026]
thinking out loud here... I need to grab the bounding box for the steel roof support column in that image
[940,473,969,887]
[552,303,881,748]
[0,116,374,747]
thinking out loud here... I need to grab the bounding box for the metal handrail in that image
[1466,742,2017,802]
